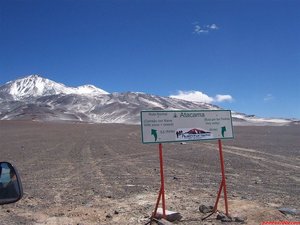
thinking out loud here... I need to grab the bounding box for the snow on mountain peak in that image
[75,84,109,95]
[3,75,109,99]
[7,75,65,99]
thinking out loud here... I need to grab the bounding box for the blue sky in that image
[1,0,299,119]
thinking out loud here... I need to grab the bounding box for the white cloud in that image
[215,94,233,102]
[208,24,219,30]
[170,90,213,103]
[264,94,274,101]
[194,25,209,34]
[194,23,219,34]
[170,90,233,103]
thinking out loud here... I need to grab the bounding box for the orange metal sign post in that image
[214,139,229,215]
[201,139,229,221]
[151,143,166,220]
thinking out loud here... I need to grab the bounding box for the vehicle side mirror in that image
[0,162,23,205]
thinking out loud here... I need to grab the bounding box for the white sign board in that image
[141,110,234,144]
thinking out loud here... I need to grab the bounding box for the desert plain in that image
[0,121,299,224]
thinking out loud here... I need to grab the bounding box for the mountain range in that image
[0,75,297,125]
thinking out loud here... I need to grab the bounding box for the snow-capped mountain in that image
[0,75,108,100]
[0,75,297,125]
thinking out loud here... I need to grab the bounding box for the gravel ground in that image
[0,121,299,224]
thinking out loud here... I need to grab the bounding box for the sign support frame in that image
[151,143,167,222]
[214,139,229,215]
[202,139,229,221]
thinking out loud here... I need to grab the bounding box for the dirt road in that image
[0,121,299,224]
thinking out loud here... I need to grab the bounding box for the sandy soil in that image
[0,121,299,224]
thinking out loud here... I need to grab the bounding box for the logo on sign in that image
[175,128,213,140]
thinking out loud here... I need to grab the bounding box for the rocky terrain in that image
[0,121,299,224]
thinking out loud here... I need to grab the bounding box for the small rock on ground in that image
[199,204,214,214]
